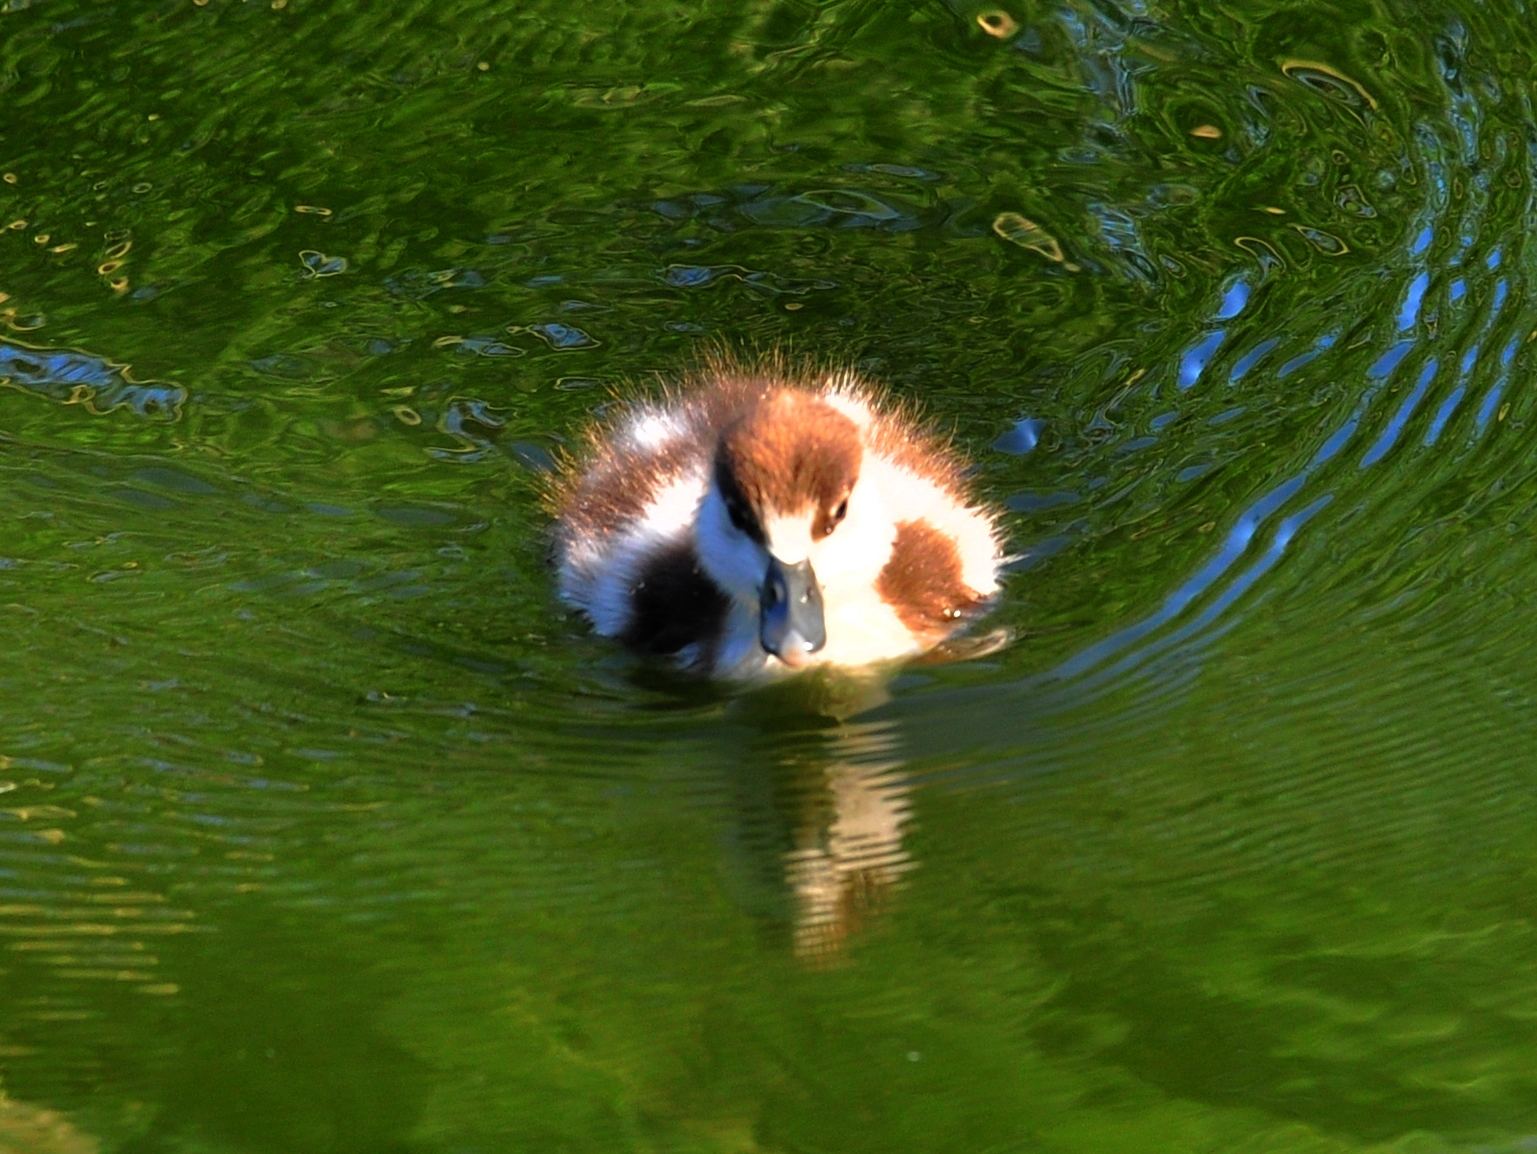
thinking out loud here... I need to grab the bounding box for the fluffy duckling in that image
[552,361,1005,678]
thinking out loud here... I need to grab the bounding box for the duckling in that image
[551,359,1005,678]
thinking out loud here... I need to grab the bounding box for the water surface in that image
[2,1,1536,1150]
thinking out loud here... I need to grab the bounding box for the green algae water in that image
[3,0,1536,1149]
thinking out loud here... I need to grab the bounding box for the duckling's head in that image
[696,390,889,667]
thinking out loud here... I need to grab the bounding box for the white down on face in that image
[693,443,997,674]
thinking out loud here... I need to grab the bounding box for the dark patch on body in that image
[876,519,985,637]
[620,537,730,658]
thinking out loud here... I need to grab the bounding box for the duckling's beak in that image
[760,556,826,666]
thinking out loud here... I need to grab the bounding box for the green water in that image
[2,0,1536,1149]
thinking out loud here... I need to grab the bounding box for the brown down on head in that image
[715,392,862,532]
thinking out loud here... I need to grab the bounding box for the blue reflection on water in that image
[1176,279,1253,390]
[995,417,1046,455]
[1425,386,1465,446]
[1473,337,1519,433]
[1276,332,1336,379]
[1368,340,1414,381]
[1398,271,1429,330]
[1228,337,1278,384]
[1053,478,1332,688]
[0,343,117,387]
[1361,357,1438,468]
[0,341,185,418]
[1047,242,1452,689]
[1216,280,1250,319]
[1177,331,1225,390]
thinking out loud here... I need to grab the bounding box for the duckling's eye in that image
[725,497,752,534]
[816,496,849,540]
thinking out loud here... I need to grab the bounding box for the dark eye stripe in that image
[713,456,765,543]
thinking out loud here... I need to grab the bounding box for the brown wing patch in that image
[877,519,986,638]
[716,392,861,516]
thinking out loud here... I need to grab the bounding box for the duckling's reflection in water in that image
[783,736,913,965]
[725,678,915,965]
[0,1081,99,1154]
